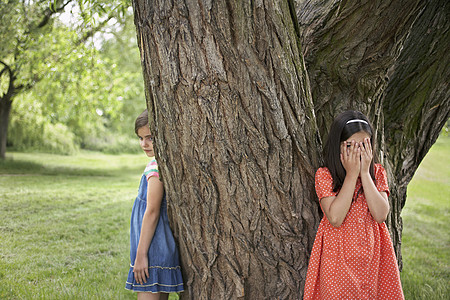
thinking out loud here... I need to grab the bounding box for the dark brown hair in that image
[323,110,376,192]
[135,109,149,136]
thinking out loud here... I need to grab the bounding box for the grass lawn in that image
[0,151,179,299]
[401,134,449,299]
[0,135,448,299]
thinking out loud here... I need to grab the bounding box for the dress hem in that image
[125,283,184,293]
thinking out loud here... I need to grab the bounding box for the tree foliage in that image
[1,0,144,156]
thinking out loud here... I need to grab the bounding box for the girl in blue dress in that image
[126,109,184,299]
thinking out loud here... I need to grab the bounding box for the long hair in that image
[323,110,376,192]
[135,109,149,136]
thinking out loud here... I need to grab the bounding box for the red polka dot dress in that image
[303,164,404,300]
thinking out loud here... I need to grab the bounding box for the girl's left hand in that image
[360,138,373,174]
[133,254,149,285]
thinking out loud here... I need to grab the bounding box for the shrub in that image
[82,132,140,154]
[8,102,79,155]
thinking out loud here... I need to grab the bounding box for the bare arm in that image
[321,140,360,228]
[133,177,164,285]
[360,138,390,223]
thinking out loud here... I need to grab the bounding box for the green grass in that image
[0,151,179,299]
[0,136,448,299]
[401,135,449,299]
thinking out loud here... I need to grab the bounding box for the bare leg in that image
[159,293,169,300]
[137,292,166,300]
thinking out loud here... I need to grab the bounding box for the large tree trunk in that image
[296,0,425,268]
[132,0,448,298]
[133,1,322,298]
[295,0,449,269]
[296,0,423,135]
[382,0,450,269]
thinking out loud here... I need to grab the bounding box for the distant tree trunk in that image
[132,0,449,298]
[0,95,12,159]
[0,62,15,160]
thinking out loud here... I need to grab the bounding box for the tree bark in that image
[295,0,424,139]
[382,0,450,268]
[132,0,449,298]
[295,0,449,268]
[0,96,13,159]
[0,62,15,159]
[133,1,322,298]
[296,0,422,130]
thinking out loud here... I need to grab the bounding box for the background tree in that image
[131,0,448,298]
[0,0,137,158]
[8,10,146,154]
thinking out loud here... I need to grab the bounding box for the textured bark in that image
[382,0,450,269]
[296,0,424,138]
[133,0,449,298]
[295,0,449,268]
[132,1,322,298]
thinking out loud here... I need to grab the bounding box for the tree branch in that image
[36,0,73,29]
[0,60,11,76]
[75,15,116,46]
[0,60,15,103]
[384,0,450,189]
[9,4,119,99]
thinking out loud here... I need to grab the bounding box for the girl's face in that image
[341,131,371,154]
[137,125,154,157]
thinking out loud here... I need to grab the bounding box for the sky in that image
[57,2,125,49]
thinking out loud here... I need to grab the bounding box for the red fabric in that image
[303,164,404,300]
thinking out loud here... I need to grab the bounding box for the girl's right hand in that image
[133,254,149,285]
[340,140,360,178]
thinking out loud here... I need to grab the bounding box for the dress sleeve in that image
[144,158,159,181]
[375,164,390,197]
[315,167,337,201]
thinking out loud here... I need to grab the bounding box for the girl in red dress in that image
[303,111,404,300]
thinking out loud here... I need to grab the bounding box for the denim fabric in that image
[126,174,184,293]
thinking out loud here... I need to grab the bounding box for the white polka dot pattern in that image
[303,164,404,299]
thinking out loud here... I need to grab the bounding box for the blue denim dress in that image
[125,174,184,293]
